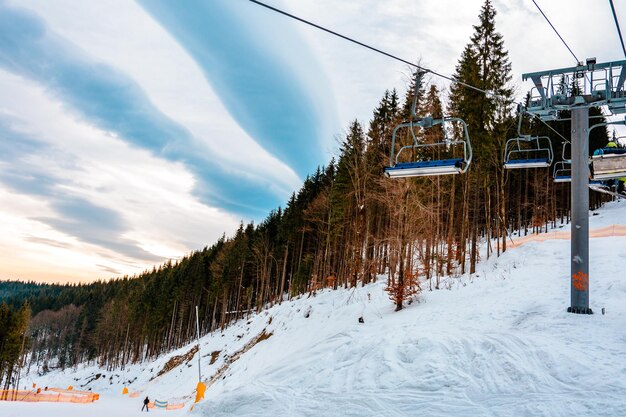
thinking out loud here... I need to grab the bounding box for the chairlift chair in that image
[504,135,554,169]
[383,70,472,178]
[504,110,554,170]
[591,147,626,180]
[383,117,472,178]
[553,142,572,182]
[553,161,572,182]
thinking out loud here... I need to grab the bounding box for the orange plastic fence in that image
[47,387,99,401]
[0,389,99,403]
[509,224,626,248]
[49,387,98,397]
[129,391,141,398]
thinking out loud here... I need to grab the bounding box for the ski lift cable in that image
[530,0,598,95]
[247,0,568,143]
[248,0,499,98]
[530,0,580,63]
[609,0,626,59]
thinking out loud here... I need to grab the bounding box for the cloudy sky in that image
[0,0,624,283]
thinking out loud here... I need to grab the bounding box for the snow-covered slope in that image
[9,200,626,417]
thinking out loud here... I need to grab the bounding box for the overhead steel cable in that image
[248,0,499,99]
[530,0,580,63]
[609,0,626,58]
[530,0,597,94]
[247,0,569,143]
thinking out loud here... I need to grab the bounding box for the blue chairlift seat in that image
[552,142,573,183]
[553,162,572,183]
[384,158,465,178]
[504,158,551,169]
[385,118,472,178]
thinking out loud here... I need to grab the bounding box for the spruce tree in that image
[448,0,514,272]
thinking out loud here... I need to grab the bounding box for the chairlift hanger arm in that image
[589,118,626,136]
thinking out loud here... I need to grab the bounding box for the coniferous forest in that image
[0,1,613,386]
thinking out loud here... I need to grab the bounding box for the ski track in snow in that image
[7,200,626,417]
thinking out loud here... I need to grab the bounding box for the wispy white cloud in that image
[0,70,241,281]
[15,0,303,195]
[0,1,300,216]
[136,0,338,176]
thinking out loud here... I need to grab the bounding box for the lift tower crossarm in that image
[522,60,626,81]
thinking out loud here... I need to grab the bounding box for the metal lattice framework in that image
[523,59,626,118]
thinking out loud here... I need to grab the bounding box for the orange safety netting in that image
[129,391,141,398]
[48,385,100,402]
[509,224,626,249]
[48,387,98,398]
[0,389,99,403]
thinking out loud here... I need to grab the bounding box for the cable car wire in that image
[247,0,569,142]
[609,0,626,58]
[529,0,598,95]
[530,0,580,63]
[248,0,499,99]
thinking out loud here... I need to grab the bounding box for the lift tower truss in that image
[522,59,626,314]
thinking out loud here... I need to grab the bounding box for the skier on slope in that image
[142,396,150,412]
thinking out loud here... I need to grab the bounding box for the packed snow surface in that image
[6,200,626,416]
